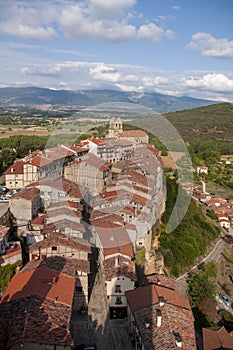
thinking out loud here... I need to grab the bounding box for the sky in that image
[0,0,233,101]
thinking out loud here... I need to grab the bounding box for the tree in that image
[188,261,217,307]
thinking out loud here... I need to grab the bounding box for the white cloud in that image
[183,73,233,92]
[89,0,136,18]
[90,64,121,82]
[60,4,136,42]
[138,23,163,41]
[115,83,144,92]
[138,23,174,41]
[143,76,169,86]
[0,3,58,40]
[0,24,57,40]
[187,32,233,59]
[21,66,61,77]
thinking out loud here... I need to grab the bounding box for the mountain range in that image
[0,87,219,114]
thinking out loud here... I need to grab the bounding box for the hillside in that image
[164,102,233,142]
[0,87,217,114]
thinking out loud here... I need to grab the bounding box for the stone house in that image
[9,187,42,231]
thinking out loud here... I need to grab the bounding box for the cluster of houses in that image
[192,188,233,230]
[0,117,229,349]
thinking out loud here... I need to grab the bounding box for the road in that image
[176,232,228,297]
[177,235,226,283]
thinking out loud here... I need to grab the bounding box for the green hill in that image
[164,102,233,142]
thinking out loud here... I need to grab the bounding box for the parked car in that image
[219,293,231,307]
[76,345,97,350]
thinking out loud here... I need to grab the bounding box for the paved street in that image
[71,267,134,349]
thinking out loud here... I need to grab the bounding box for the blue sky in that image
[0,0,233,101]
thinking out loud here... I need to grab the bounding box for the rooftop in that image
[1,265,75,306]
[203,326,233,350]
[126,283,196,350]
[103,255,137,281]
[0,295,74,349]
[30,230,91,253]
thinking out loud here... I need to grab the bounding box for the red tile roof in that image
[30,231,91,253]
[94,224,134,258]
[3,160,25,175]
[120,130,148,138]
[1,265,75,306]
[0,295,74,349]
[203,326,233,350]
[10,187,40,201]
[22,256,90,275]
[126,284,196,350]
[103,255,137,281]
[125,283,191,312]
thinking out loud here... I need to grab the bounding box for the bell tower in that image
[108,117,123,137]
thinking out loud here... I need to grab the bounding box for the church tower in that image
[108,117,123,138]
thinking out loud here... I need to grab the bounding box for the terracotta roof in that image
[126,284,196,350]
[88,137,104,145]
[133,303,196,350]
[3,160,25,175]
[203,326,233,350]
[103,255,137,281]
[79,153,111,171]
[1,242,21,261]
[30,176,84,199]
[1,265,75,306]
[32,214,46,225]
[0,295,74,349]
[144,274,178,290]
[125,283,191,312]
[10,187,40,201]
[30,231,92,253]
[94,224,134,258]
[22,256,90,275]
[120,130,148,138]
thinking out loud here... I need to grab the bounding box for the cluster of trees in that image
[0,260,21,292]
[188,261,217,307]
[0,135,49,173]
[159,177,220,276]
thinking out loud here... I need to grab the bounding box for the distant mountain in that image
[0,87,219,114]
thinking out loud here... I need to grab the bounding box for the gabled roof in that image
[203,326,233,350]
[125,283,191,312]
[103,255,137,281]
[30,231,91,253]
[1,265,75,306]
[22,256,90,276]
[126,283,196,350]
[3,160,25,175]
[94,223,134,258]
[10,187,40,201]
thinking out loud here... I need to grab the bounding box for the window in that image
[51,246,57,251]
[115,285,121,293]
[115,296,122,305]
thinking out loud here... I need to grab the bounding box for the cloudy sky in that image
[0,0,233,101]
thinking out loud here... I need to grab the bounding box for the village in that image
[0,118,232,350]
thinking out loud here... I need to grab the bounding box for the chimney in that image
[159,297,165,307]
[173,331,182,348]
[115,256,120,267]
[176,335,182,348]
[156,309,162,327]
